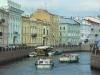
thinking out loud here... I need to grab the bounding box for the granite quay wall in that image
[0,45,90,65]
[80,44,91,51]
[52,45,91,52]
[0,46,35,65]
[91,49,100,70]
[52,45,80,52]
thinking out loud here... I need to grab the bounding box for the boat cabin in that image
[37,58,52,64]
[35,46,53,56]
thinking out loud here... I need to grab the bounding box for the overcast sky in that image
[13,0,100,17]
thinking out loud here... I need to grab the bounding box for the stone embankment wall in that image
[0,47,35,65]
[53,44,91,52]
[91,50,100,70]
[52,45,80,52]
[0,45,90,65]
[80,44,91,51]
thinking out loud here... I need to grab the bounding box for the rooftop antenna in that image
[45,3,47,10]
[40,5,42,9]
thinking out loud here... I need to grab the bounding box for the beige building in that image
[0,9,9,47]
[22,14,46,46]
[31,9,59,46]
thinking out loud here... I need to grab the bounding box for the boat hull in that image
[36,64,53,69]
[59,54,79,63]
[29,52,37,57]
[35,63,54,69]
[29,55,37,57]
[59,57,70,62]
[48,52,54,56]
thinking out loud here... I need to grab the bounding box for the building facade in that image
[31,9,59,46]
[79,21,91,44]
[59,17,80,45]
[0,9,9,47]
[0,0,23,45]
[83,16,100,46]
[22,14,45,46]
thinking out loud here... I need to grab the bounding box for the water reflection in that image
[0,52,100,75]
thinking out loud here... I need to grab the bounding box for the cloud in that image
[13,0,100,16]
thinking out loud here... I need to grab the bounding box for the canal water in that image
[0,52,100,75]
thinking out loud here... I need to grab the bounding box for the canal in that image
[0,52,100,75]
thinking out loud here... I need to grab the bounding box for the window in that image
[60,27,62,30]
[63,27,65,30]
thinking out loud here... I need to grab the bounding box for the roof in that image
[83,16,100,24]
[35,46,51,50]
[59,18,80,25]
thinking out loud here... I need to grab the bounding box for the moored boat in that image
[59,54,79,63]
[35,58,54,69]
[54,50,62,55]
[35,46,53,56]
[29,52,37,57]
[48,51,55,56]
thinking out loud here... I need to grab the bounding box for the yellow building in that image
[22,14,31,46]
[22,14,48,46]
[31,9,59,46]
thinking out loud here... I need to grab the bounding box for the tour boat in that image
[59,54,79,63]
[35,46,53,56]
[29,52,37,57]
[35,58,54,69]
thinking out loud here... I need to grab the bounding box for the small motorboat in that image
[48,51,55,56]
[59,54,79,63]
[54,50,62,55]
[35,58,54,69]
[29,52,37,57]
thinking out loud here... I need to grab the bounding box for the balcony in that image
[13,31,18,36]
[43,34,47,38]
[14,31,18,34]
[31,33,37,37]
[0,18,5,23]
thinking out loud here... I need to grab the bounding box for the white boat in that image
[29,52,37,57]
[59,54,79,63]
[35,58,54,69]
[59,55,70,62]
[48,51,55,56]
[35,46,53,56]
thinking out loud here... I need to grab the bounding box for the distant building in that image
[83,16,100,46]
[22,14,44,46]
[78,19,91,44]
[0,0,24,45]
[59,17,80,45]
[31,9,59,46]
[0,9,9,47]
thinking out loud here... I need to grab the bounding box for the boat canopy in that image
[35,46,52,50]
